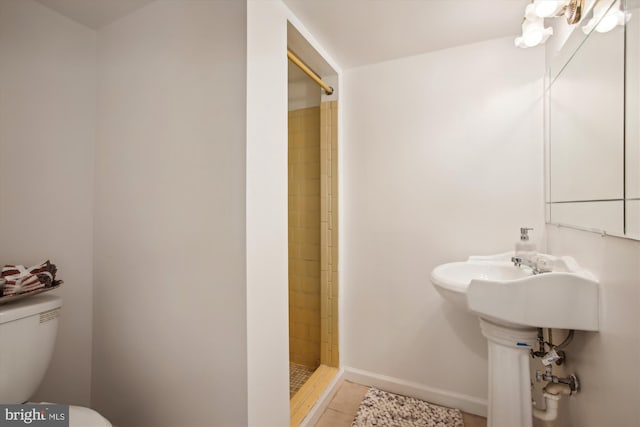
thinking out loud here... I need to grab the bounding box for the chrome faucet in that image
[511,226,552,274]
[511,255,552,275]
[512,255,536,271]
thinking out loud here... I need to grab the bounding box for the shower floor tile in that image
[290,363,316,397]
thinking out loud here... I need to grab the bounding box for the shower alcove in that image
[287,23,339,427]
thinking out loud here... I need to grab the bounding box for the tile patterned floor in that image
[290,363,316,397]
[314,381,487,427]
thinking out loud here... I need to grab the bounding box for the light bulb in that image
[534,0,563,18]
[515,16,554,48]
[583,0,626,34]
[596,13,619,32]
[524,29,544,46]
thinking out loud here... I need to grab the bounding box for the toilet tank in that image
[0,295,62,403]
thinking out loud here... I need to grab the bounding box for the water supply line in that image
[536,366,580,392]
[531,329,575,362]
[554,329,575,350]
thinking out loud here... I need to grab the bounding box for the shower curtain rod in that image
[287,49,334,96]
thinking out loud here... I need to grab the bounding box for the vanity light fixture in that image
[582,0,628,34]
[515,0,584,48]
[515,15,554,48]
[515,5,554,48]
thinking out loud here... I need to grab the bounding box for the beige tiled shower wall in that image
[320,101,339,367]
[289,107,321,368]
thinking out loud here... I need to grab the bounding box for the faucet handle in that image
[535,254,553,273]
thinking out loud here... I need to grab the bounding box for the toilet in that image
[0,294,111,426]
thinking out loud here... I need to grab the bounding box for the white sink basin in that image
[430,252,599,331]
[431,252,600,427]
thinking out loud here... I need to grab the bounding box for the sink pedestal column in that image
[479,318,538,427]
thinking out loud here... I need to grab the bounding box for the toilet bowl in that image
[69,405,111,426]
[33,404,110,426]
[0,294,112,426]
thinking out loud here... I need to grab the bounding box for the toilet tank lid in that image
[0,294,62,324]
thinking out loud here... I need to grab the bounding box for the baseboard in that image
[297,368,345,427]
[343,366,487,417]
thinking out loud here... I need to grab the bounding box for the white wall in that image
[342,37,545,410]
[545,226,640,427]
[0,0,95,406]
[93,2,247,426]
[246,1,290,425]
[289,75,321,111]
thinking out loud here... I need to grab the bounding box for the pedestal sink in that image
[430,252,599,427]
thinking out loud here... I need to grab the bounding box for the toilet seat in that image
[69,405,112,427]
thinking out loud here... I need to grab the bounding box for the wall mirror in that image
[546,0,638,239]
